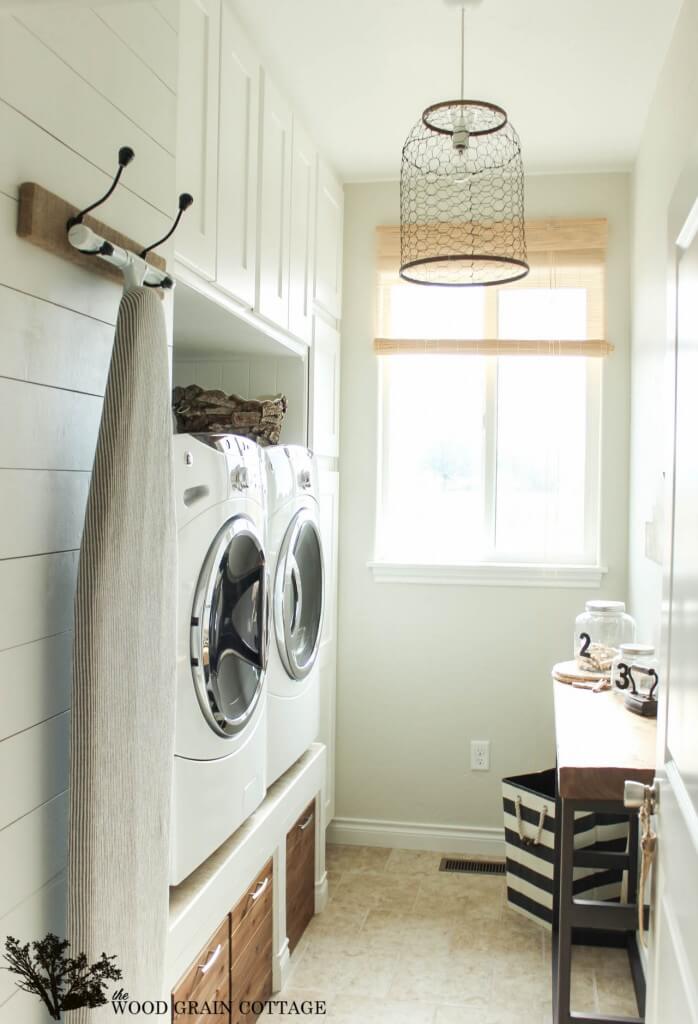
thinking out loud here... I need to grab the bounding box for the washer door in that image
[274,509,324,680]
[191,515,268,737]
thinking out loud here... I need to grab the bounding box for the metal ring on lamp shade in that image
[422,99,507,137]
[400,100,529,287]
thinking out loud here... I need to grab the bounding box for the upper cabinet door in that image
[257,70,292,330]
[288,119,316,345]
[314,159,344,321]
[175,0,221,280]
[216,4,260,307]
[309,316,340,458]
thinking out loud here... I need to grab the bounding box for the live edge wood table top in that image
[553,680,656,803]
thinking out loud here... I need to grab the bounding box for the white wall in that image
[334,173,631,841]
[629,0,698,646]
[0,6,177,1020]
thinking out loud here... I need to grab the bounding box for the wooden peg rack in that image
[16,182,167,287]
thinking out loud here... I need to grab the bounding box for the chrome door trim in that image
[274,508,324,681]
[191,514,268,738]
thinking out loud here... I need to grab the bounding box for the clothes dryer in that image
[171,433,268,885]
[264,446,324,786]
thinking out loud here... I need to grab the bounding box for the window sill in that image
[367,561,608,588]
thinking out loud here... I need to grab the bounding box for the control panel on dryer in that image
[223,436,264,503]
[286,446,317,497]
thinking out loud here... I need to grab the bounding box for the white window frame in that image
[371,355,606,588]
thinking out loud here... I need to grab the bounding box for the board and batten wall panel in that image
[0,5,178,1020]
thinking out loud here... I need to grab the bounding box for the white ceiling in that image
[230,0,682,181]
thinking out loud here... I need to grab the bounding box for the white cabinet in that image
[256,70,292,330]
[314,158,344,321]
[216,5,260,307]
[310,317,340,458]
[175,0,220,280]
[318,468,339,823]
[288,119,316,346]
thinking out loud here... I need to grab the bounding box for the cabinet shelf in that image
[173,266,307,359]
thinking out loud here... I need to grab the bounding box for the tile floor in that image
[261,845,639,1023]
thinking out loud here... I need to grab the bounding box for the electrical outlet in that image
[470,740,490,771]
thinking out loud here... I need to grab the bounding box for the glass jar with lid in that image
[573,600,636,659]
[611,643,659,715]
[611,643,659,696]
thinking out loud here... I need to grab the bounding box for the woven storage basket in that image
[172,385,287,446]
[502,769,628,929]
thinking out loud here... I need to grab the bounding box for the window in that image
[373,220,608,581]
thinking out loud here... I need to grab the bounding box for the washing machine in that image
[170,433,269,885]
[264,446,324,786]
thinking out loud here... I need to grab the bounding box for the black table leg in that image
[552,798,644,1024]
[555,798,576,1024]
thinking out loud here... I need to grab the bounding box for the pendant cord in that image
[460,6,465,101]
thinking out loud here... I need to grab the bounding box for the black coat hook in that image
[139,193,194,259]
[67,146,135,230]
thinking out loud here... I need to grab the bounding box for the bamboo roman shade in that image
[375,218,612,357]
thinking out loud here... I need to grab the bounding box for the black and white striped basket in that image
[502,769,627,929]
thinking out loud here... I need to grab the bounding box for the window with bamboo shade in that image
[372,218,607,578]
[375,218,612,357]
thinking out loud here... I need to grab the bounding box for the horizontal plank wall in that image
[0,4,178,1020]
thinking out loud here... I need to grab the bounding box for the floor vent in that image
[439,857,506,875]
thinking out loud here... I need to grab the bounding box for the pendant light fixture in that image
[400,0,529,286]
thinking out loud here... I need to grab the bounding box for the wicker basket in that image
[172,385,287,446]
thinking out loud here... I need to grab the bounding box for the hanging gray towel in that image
[68,287,175,1019]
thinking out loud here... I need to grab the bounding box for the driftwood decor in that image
[17,182,167,286]
[172,385,287,446]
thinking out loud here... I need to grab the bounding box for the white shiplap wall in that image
[0,6,177,1021]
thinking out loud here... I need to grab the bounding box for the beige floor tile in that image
[401,911,462,955]
[389,949,492,1006]
[288,946,397,998]
[329,995,436,1023]
[450,910,545,961]
[417,872,506,897]
[488,958,550,1016]
[306,901,368,935]
[435,1001,537,1024]
[326,844,392,873]
[331,870,420,913]
[570,966,597,1014]
[385,848,445,875]
[415,873,506,919]
[433,1006,488,1023]
[595,972,638,1016]
[353,909,414,954]
[284,846,642,1024]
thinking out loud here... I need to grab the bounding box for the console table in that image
[553,681,656,1024]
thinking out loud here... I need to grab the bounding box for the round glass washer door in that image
[274,509,324,680]
[191,515,268,737]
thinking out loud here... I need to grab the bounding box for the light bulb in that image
[451,113,470,184]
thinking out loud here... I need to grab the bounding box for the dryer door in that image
[191,515,268,737]
[274,509,324,680]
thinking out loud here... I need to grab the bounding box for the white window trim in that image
[374,356,604,580]
[367,561,608,588]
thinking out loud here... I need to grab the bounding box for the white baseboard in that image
[314,871,329,913]
[272,940,290,993]
[326,816,505,857]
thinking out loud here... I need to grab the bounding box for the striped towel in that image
[68,287,176,1017]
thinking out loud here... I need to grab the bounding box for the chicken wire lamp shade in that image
[400,99,529,287]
